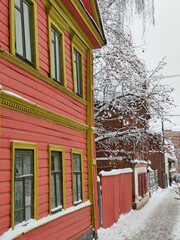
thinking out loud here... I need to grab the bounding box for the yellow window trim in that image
[48,145,66,215]
[42,0,95,50]
[65,0,105,47]
[71,149,85,205]
[11,141,38,230]
[9,0,39,70]
[71,35,86,100]
[47,6,68,87]
[0,50,87,106]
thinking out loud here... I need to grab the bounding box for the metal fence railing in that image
[148,170,159,193]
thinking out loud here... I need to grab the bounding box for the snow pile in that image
[99,168,133,176]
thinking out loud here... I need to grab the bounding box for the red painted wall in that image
[100,172,132,229]
[0,0,103,238]
[0,107,90,236]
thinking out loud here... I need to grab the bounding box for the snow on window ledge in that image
[0,200,91,240]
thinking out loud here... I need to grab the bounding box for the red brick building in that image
[164,130,180,173]
[0,0,105,239]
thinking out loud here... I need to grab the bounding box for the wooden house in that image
[0,0,106,239]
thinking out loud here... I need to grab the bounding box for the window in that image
[14,150,34,225]
[15,0,33,64]
[9,0,39,69]
[71,149,84,205]
[71,35,86,99]
[47,8,67,87]
[11,142,38,229]
[51,28,62,83]
[49,145,66,214]
[74,49,82,97]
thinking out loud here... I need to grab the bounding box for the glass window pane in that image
[25,206,31,221]
[77,174,82,201]
[23,2,32,62]
[51,173,55,209]
[54,155,60,170]
[15,0,20,8]
[15,157,22,175]
[25,178,33,206]
[74,50,82,96]
[73,174,77,202]
[56,174,61,206]
[15,210,23,225]
[15,8,23,56]
[55,34,61,83]
[23,155,31,174]
[52,41,56,79]
[73,156,77,171]
[15,181,23,209]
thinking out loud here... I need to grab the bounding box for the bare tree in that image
[94,0,174,161]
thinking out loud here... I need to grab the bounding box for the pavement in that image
[129,187,180,240]
[98,185,180,240]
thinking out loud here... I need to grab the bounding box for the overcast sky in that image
[131,0,180,132]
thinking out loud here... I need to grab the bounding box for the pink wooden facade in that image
[0,0,105,239]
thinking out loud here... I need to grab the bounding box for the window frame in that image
[48,145,66,215]
[11,141,38,229]
[9,0,39,69]
[71,35,85,99]
[47,7,67,87]
[71,149,84,206]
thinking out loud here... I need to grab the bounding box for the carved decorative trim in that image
[0,90,89,133]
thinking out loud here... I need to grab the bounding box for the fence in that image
[98,169,133,229]
[148,170,159,193]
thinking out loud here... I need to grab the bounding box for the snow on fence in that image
[99,168,133,229]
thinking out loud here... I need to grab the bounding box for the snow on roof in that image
[148,166,154,172]
[99,168,133,176]
[130,159,148,165]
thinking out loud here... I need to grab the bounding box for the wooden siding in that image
[0,107,89,234]
[37,0,49,77]
[0,0,9,52]
[15,206,91,240]
[0,57,87,124]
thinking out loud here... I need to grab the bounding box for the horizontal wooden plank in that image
[0,193,10,205]
[0,160,11,170]
[0,171,10,182]
[0,182,10,194]
[0,216,10,233]
[0,204,10,218]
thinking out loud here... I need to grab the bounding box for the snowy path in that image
[98,186,180,240]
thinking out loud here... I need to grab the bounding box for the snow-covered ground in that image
[98,184,180,240]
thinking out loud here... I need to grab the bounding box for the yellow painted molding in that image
[11,141,38,229]
[70,0,105,47]
[90,0,102,31]
[71,37,85,99]
[0,90,89,133]
[9,0,39,70]
[48,145,66,215]
[43,0,95,49]
[0,50,87,105]
[92,159,97,165]
[47,7,67,87]
[71,149,85,204]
